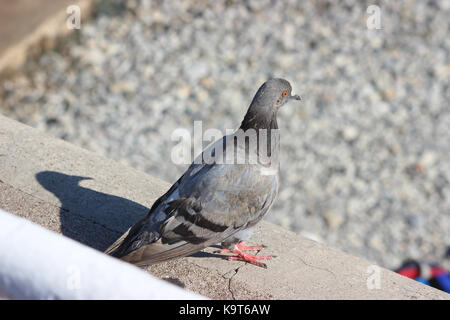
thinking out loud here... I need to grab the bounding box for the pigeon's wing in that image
[117,196,240,266]
[104,162,200,257]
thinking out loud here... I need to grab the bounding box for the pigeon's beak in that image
[289,93,301,101]
[73,176,94,183]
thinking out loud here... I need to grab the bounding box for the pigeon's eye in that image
[282,90,288,97]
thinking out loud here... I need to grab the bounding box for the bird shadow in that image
[35,170,148,251]
[35,170,226,262]
[190,245,225,260]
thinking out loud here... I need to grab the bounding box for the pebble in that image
[324,210,344,230]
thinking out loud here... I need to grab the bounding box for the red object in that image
[397,266,420,279]
[397,264,447,279]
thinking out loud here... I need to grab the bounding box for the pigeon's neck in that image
[237,105,280,160]
[239,106,278,131]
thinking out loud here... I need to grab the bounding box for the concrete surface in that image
[0,0,93,78]
[0,114,448,299]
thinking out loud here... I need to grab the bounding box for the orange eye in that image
[282,90,288,97]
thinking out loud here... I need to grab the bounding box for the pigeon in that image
[105,78,301,268]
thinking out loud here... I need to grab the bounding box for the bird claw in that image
[216,241,263,254]
[226,255,268,269]
[237,243,264,251]
[219,241,272,268]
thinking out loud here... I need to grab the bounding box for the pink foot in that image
[220,241,272,268]
[219,241,263,253]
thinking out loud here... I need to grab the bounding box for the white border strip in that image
[0,209,205,300]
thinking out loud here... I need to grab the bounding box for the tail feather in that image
[104,214,206,265]
[104,227,132,256]
[120,239,208,267]
[104,214,150,257]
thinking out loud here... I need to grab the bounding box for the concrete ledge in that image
[0,114,448,299]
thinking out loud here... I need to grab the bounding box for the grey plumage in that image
[105,78,300,267]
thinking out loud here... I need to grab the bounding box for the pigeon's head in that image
[253,78,301,110]
[240,78,301,130]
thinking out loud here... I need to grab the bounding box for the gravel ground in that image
[1,0,449,270]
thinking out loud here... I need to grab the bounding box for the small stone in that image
[342,126,359,141]
[324,210,344,230]
[200,77,215,89]
[196,89,209,103]
[110,81,137,94]
[176,85,191,99]
[369,234,384,251]
[420,151,437,167]
[347,233,363,248]
[383,87,396,101]
[186,62,209,82]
